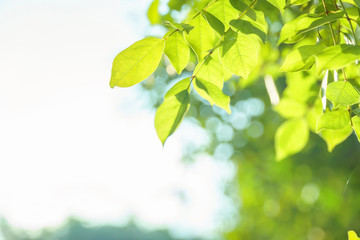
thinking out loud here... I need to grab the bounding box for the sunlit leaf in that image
[193,77,231,113]
[316,44,360,72]
[278,12,344,45]
[202,10,225,35]
[326,81,360,107]
[155,84,190,145]
[110,37,165,88]
[165,78,191,98]
[352,116,360,142]
[316,110,350,132]
[184,14,216,60]
[280,45,325,72]
[320,125,353,152]
[220,29,258,79]
[230,19,267,43]
[275,118,309,161]
[206,0,239,30]
[147,0,161,25]
[164,31,190,74]
[163,21,194,34]
[267,0,286,13]
[348,230,360,240]
[274,98,307,118]
[194,55,224,88]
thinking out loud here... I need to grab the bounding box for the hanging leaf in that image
[348,231,360,240]
[110,37,165,88]
[316,110,350,132]
[155,81,191,145]
[147,0,161,25]
[220,29,258,79]
[165,78,191,98]
[319,125,353,152]
[275,118,309,161]
[193,77,231,113]
[278,11,344,45]
[230,19,267,43]
[202,10,225,35]
[280,45,325,72]
[163,21,194,34]
[274,98,307,118]
[184,14,216,60]
[194,55,224,88]
[352,116,360,142]
[316,44,360,72]
[326,81,360,107]
[164,31,190,74]
[267,0,286,13]
[206,0,239,29]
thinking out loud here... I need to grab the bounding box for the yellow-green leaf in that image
[348,231,360,240]
[194,56,224,88]
[147,0,161,25]
[319,125,353,152]
[352,115,360,142]
[193,78,231,113]
[275,118,309,161]
[165,31,190,74]
[326,81,360,107]
[316,110,350,132]
[220,29,258,79]
[110,37,165,88]
[206,0,239,30]
[184,14,216,61]
[274,98,307,118]
[165,78,191,98]
[155,87,190,145]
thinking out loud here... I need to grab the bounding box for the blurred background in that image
[0,0,359,240]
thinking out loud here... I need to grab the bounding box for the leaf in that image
[163,21,194,34]
[164,31,190,74]
[220,29,258,79]
[353,108,360,117]
[202,10,225,35]
[230,19,267,43]
[349,231,360,240]
[278,11,344,45]
[286,0,311,6]
[352,115,360,142]
[274,98,307,118]
[316,110,350,132]
[184,14,216,60]
[267,0,286,13]
[326,81,360,107]
[206,0,239,30]
[275,118,309,161]
[193,78,231,113]
[319,125,353,152]
[280,45,325,72]
[165,78,191,98]
[316,44,360,72]
[147,0,161,25]
[155,87,190,145]
[194,55,224,88]
[110,37,165,88]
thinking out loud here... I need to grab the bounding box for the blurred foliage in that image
[128,0,360,239]
[0,218,202,240]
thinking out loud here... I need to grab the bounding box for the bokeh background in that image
[0,0,359,240]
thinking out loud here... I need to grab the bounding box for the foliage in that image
[110,0,360,160]
[109,0,360,238]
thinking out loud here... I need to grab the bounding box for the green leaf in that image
[353,108,360,117]
[316,110,350,132]
[275,118,309,161]
[165,78,191,98]
[316,44,360,72]
[164,31,190,74]
[206,0,239,30]
[326,81,360,107]
[352,115,360,142]
[348,231,360,240]
[110,37,165,88]
[230,19,267,43]
[319,125,353,152]
[220,29,258,79]
[184,14,216,60]
[155,86,190,145]
[163,21,194,34]
[193,78,231,113]
[267,0,286,13]
[147,0,161,25]
[202,10,225,35]
[280,45,325,72]
[274,98,307,118]
[286,0,311,6]
[194,55,224,88]
[278,12,344,45]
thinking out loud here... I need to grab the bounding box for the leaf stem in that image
[339,0,358,45]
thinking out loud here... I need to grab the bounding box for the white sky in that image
[0,0,235,238]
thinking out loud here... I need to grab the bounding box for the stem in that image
[339,0,358,45]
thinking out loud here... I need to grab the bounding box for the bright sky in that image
[0,0,235,238]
